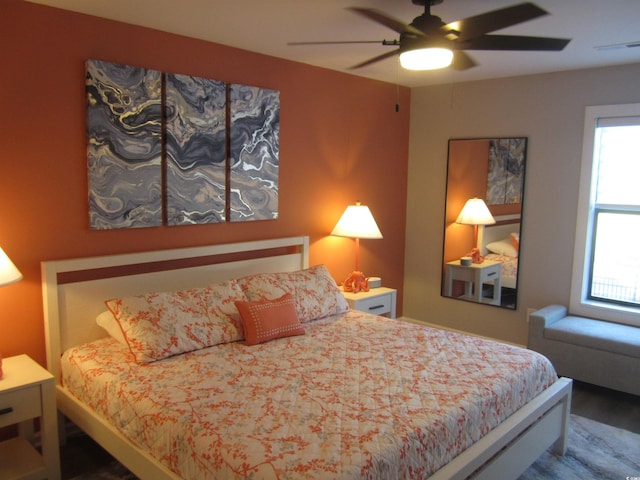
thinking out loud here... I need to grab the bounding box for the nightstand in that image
[445,259,502,306]
[0,354,60,480]
[341,286,397,319]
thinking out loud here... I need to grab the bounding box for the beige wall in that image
[404,62,640,345]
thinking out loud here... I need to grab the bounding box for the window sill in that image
[570,298,640,327]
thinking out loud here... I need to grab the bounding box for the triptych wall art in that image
[486,137,526,205]
[87,59,280,230]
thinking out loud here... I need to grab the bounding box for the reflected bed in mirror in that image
[442,137,527,309]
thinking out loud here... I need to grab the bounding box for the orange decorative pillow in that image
[235,293,305,346]
[510,232,520,251]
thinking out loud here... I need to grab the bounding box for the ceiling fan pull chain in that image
[395,59,400,112]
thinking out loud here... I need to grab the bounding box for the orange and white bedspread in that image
[61,311,557,479]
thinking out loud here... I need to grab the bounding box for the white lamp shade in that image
[399,47,453,71]
[455,198,496,226]
[331,204,383,239]
[0,247,23,287]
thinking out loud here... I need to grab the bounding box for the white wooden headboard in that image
[42,236,309,383]
[478,215,520,256]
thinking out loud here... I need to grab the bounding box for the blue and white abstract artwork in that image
[86,59,162,229]
[229,84,279,222]
[486,137,526,205]
[165,73,226,225]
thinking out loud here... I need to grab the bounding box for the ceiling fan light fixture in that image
[399,47,453,70]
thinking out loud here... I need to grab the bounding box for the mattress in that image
[61,310,557,479]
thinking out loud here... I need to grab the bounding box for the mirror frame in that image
[441,137,527,309]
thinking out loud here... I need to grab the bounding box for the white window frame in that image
[570,103,640,327]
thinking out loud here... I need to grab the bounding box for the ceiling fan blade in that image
[288,40,385,46]
[594,40,640,51]
[450,51,477,70]
[462,34,571,51]
[350,49,400,69]
[348,7,424,37]
[443,2,548,41]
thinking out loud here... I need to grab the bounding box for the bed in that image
[42,236,572,479]
[478,215,521,290]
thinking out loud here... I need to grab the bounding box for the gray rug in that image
[69,415,639,479]
[520,414,640,480]
[71,464,137,480]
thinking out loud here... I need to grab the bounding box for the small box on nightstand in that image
[367,276,382,288]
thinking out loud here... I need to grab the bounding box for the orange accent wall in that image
[0,0,410,365]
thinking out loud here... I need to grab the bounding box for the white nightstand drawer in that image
[0,385,41,428]
[341,287,397,318]
[355,295,392,315]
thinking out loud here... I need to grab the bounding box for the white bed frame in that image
[41,236,572,480]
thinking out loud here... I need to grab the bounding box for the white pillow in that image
[96,310,127,345]
[485,238,518,257]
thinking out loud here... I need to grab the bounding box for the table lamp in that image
[455,197,495,263]
[0,247,22,287]
[0,246,22,379]
[331,202,382,293]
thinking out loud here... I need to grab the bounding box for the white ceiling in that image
[26,0,640,87]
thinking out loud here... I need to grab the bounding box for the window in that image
[571,104,640,326]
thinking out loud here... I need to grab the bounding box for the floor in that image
[58,380,640,479]
[60,427,129,479]
[570,380,640,434]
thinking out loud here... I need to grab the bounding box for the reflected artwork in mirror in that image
[441,137,527,309]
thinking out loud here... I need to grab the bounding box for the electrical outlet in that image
[526,308,537,323]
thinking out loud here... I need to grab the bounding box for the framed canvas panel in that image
[165,73,226,225]
[486,137,526,205]
[229,84,280,222]
[86,59,162,229]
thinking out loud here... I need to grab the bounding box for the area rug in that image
[68,415,639,479]
[70,462,138,480]
[519,414,640,480]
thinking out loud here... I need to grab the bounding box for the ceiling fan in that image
[289,1,570,71]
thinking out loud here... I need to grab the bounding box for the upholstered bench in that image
[528,305,640,396]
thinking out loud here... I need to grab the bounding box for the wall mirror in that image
[441,137,527,309]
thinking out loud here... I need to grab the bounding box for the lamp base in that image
[342,271,370,293]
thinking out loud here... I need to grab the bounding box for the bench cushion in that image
[544,316,640,359]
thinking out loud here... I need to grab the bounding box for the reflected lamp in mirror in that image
[331,202,382,293]
[456,198,496,253]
